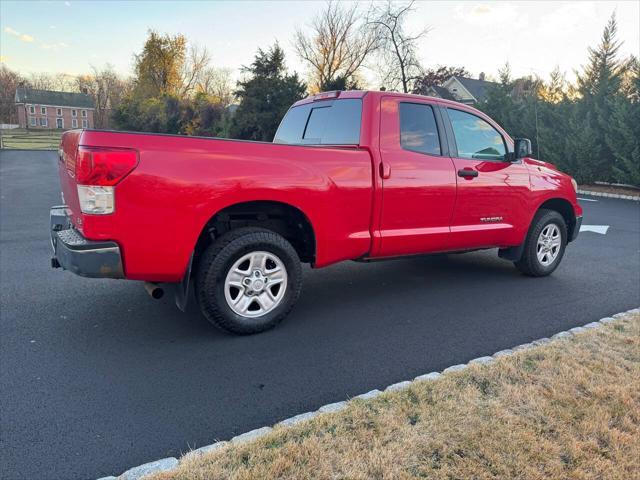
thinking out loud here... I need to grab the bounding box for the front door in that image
[376,97,457,257]
[444,107,530,249]
[56,118,63,129]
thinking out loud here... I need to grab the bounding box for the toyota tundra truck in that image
[51,90,582,334]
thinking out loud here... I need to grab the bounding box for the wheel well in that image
[194,201,316,264]
[539,198,576,238]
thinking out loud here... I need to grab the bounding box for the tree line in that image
[0,1,637,185]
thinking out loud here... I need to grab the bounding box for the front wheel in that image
[515,209,567,277]
[196,227,302,334]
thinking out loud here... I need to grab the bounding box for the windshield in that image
[273,98,362,145]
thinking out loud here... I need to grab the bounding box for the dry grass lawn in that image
[151,312,640,480]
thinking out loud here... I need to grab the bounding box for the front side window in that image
[274,98,362,145]
[29,116,37,126]
[399,103,441,156]
[41,106,47,115]
[448,108,506,161]
[40,117,48,127]
[57,108,62,116]
[72,118,78,128]
[29,105,35,114]
[72,109,77,117]
[81,110,87,117]
[82,119,88,128]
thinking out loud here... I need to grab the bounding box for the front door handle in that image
[457,168,478,178]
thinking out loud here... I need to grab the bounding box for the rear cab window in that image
[274,98,362,145]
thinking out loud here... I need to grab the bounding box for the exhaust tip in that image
[144,282,164,300]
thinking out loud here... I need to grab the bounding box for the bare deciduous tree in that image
[76,65,130,129]
[295,1,378,92]
[368,0,429,93]
[0,65,24,123]
[196,67,234,106]
[180,44,212,97]
[27,72,76,92]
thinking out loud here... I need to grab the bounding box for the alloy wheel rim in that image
[536,224,561,266]
[224,250,288,318]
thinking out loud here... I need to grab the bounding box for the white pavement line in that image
[100,306,639,480]
[577,189,640,201]
[577,197,598,202]
[580,224,610,234]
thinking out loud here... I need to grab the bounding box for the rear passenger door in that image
[443,107,530,249]
[376,97,457,256]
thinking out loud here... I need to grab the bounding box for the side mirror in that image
[514,138,532,159]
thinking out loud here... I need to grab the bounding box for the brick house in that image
[15,87,95,130]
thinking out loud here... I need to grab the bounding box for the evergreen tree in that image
[575,13,625,181]
[606,58,640,185]
[230,44,307,141]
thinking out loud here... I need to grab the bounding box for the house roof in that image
[15,87,95,108]
[428,85,457,101]
[450,76,496,103]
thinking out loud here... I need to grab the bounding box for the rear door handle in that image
[457,168,478,178]
[380,162,391,179]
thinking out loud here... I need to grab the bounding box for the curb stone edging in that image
[577,189,640,201]
[101,307,639,480]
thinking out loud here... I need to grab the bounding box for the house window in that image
[57,108,62,116]
[72,109,77,117]
[72,118,78,128]
[29,117,37,126]
[41,106,47,115]
[40,117,48,127]
[82,119,88,128]
[81,110,87,117]
[29,105,35,114]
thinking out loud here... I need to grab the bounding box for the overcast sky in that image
[1,0,639,85]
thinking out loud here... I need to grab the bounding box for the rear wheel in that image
[196,227,302,334]
[515,209,567,277]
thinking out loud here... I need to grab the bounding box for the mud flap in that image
[174,253,193,312]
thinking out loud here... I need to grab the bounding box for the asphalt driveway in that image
[1,150,639,480]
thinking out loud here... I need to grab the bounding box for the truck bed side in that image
[60,130,374,282]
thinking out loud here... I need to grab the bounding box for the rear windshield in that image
[273,98,362,145]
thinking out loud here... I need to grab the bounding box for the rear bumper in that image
[569,215,582,242]
[50,206,124,278]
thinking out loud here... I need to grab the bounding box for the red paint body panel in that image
[57,91,581,283]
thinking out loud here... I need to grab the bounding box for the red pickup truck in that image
[51,90,582,334]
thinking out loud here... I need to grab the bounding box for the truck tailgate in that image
[58,130,83,230]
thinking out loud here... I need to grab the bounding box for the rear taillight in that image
[75,147,138,186]
[75,147,138,215]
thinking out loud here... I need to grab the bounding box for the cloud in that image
[454,3,526,28]
[64,1,71,6]
[4,26,35,43]
[40,42,69,51]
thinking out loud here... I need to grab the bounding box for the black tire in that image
[515,209,567,277]
[195,227,302,335]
